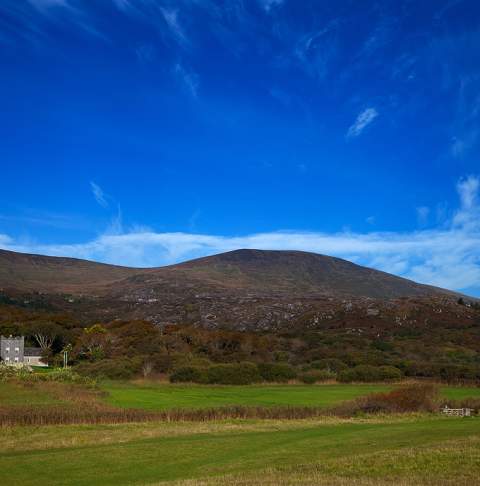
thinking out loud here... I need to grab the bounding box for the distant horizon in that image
[1,0,479,297]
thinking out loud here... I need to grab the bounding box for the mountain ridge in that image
[0,247,475,332]
[0,247,460,299]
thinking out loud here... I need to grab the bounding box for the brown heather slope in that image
[0,248,455,299]
[0,249,138,293]
[0,248,473,331]
[169,249,449,298]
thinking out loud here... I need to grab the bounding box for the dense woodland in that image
[1,296,480,383]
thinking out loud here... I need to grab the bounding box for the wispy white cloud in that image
[112,2,190,49]
[453,175,479,229]
[347,107,378,138]
[188,209,201,232]
[1,177,479,295]
[160,7,188,47]
[111,0,132,12]
[298,163,307,173]
[457,175,479,209]
[90,181,108,208]
[173,62,199,98]
[259,0,284,12]
[135,43,155,63]
[416,206,430,226]
[293,24,339,80]
[1,0,107,45]
[27,0,70,10]
[0,209,90,230]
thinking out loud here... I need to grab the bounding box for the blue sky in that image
[0,0,479,296]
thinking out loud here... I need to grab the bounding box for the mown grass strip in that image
[0,417,478,485]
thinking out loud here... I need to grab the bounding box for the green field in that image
[102,383,390,410]
[440,386,480,401]
[2,380,479,412]
[1,416,479,485]
[1,382,480,484]
[102,382,480,411]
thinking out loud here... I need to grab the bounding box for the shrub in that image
[310,359,348,373]
[331,384,439,416]
[170,366,207,383]
[338,365,402,383]
[39,368,96,386]
[0,364,33,382]
[299,369,335,384]
[378,365,403,381]
[372,340,394,352]
[75,358,140,380]
[170,363,262,385]
[258,363,297,382]
[206,362,261,385]
[171,354,212,370]
[299,372,316,384]
[0,364,96,386]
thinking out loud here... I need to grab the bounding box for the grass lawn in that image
[1,380,478,412]
[102,382,480,411]
[439,386,480,401]
[102,383,391,410]
[1,416,479,485]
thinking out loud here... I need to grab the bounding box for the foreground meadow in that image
[1,380,480,485]
[1,415,479,485]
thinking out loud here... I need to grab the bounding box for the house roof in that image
[24,347,42,357]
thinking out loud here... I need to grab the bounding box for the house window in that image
[5,347,9,352]
[5,357,10,362]
[14,357,19,362]
[15,347,19,352]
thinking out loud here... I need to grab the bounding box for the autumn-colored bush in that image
[331,384,439,416]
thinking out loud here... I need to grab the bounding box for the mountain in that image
[0,248,452,299]
[169,249,450,299]
[0,248,466,330]
[0,249,137,293]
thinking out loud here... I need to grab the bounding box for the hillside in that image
[0,248,454,299]
[169,249,449,299]
[0,248,472,332]
[0,249,138,293]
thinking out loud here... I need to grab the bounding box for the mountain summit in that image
[0,248,453,300]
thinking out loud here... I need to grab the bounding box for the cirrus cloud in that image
[347,107,379,138]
